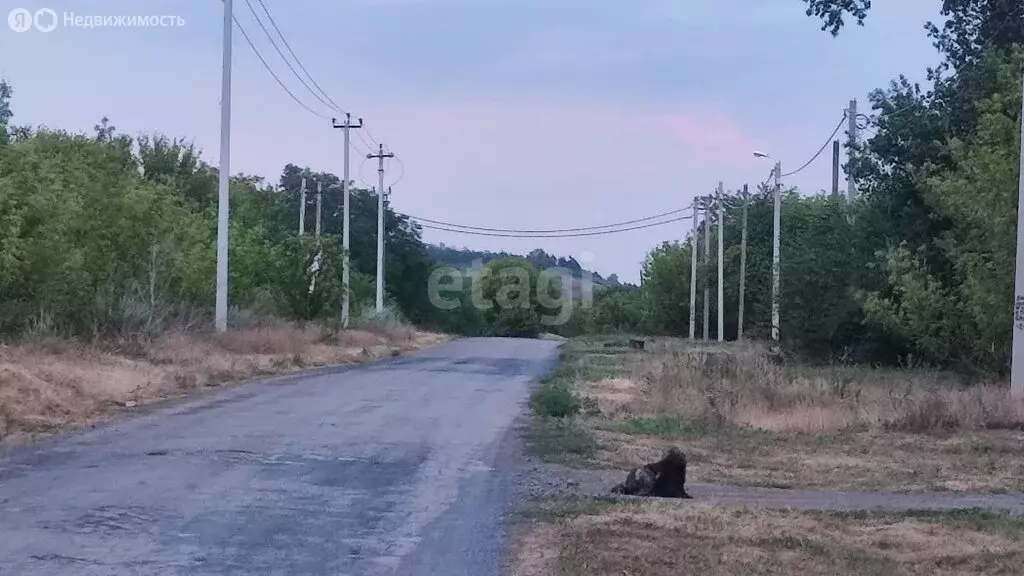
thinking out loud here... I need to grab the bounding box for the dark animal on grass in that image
[611,447,692,498]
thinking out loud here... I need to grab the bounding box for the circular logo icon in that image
[33,8,57,32]
[8,8,32,32]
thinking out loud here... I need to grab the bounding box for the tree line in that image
[572,0,1024,376]
[0,81,614,340]
[1,0,1021,377]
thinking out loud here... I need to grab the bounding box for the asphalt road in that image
[0,337,561,576]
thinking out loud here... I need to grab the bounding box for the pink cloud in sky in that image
[348,96,766,281]
[653,113,764,167]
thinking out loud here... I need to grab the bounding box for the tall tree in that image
[0,80,12,144]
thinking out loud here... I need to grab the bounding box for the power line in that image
[404,206,692,234]
[253,0,347,115]
[414,215,693,238]
[355,130,377,153]
[242,0,334,115]
[230,1,385,154]
[388,156,405,188]
[232,15,329,119]
[363,125,383,148]
[781,113,847,177]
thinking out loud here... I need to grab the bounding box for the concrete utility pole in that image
[832,140,840,198]
[1010,71,1024,399]
[384,186,391,289]
[215,0,233,332]
[772,162,782,343]
[847,99,858,202]
[298,176,307,236]
[367,144,394,313]
[703,195,711,341]
[332,113,363,327]
[717,182,724,342]
[315,181,322,237]
[689,200,698,340]
[738,184,748,341]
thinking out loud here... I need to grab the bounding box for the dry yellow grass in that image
[627,340,1024,434]
[594,428,1024,492]
[511,499,1024,576]
[0,322,447,444]
[575,338,1024,492]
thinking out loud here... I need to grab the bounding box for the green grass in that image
[524,416,600,465]
[526,336,632,463]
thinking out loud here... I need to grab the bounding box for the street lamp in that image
[754,150,782,344]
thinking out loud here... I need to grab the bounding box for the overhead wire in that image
[252,0,347,115]
[404,206,692,234]
[356,130,377,153]
[780,113,848,177]
[232,15,330,120]
[243,0,336,115]
[228,0,389,155]
[362,125,383,149]
[387,156,405,188]
[414,215,693,238]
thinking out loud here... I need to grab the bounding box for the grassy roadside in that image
[527,336,1024,493]
[508,498,1024,576]
[523,337,637,465]
[0,321,447,444]
[514,336,1024,575]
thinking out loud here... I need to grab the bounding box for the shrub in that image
[530,381,582,418]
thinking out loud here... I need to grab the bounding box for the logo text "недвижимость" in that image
[8,8,185,33]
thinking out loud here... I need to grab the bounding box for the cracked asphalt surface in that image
[0,337,561,576]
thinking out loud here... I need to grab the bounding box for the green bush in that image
[530,381,582,418]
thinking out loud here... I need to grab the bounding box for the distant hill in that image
[426,244,638,298]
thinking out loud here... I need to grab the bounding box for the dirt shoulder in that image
[0,322,448,444]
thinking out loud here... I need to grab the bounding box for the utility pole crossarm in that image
[332,116,364,129]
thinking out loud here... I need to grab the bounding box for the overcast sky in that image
[1,0,942,282]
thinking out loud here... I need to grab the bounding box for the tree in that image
[802,0,872,36]
[476,257,564,338]
[0,80,12,144]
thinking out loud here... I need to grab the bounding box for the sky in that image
[0,0,943,282]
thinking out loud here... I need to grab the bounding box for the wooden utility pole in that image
[832,141,840,198]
